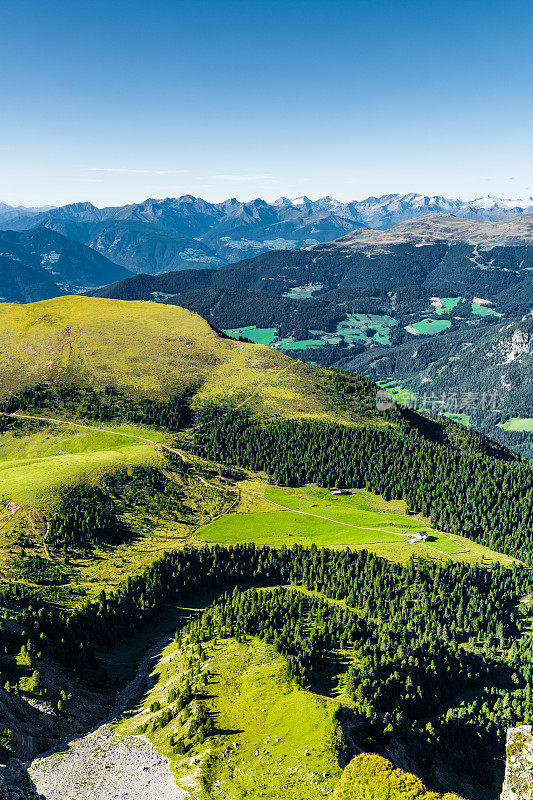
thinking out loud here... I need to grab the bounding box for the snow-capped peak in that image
[291,196,313,205]
[470,195,533,210]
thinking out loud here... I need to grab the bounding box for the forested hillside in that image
[0,297,530,799]
[89,215,533,458]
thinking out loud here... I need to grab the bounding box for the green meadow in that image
[432,297,461,314]
[498,417,533,432]
[0,424,158,506]
[198,482,511,565]
[471,301,500,317]
[223,326,277,345]
[119,635,341,800]
[405,318,452,335]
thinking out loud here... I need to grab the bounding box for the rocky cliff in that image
[0,760,44,799]
[501,726,533,800]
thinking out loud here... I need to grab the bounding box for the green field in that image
[336,313,398,347]
[498,417,533,432]
[224,312,400,354]
[276,338,324,350]
[198,482,511,565]
[223,326,277,345]
[119,635,341,800]
[471,301,500,317]
[432,297,461,315]
[0,423,159,506]
[405,318,452,335]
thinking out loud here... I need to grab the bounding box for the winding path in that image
[240,489,472,557]
[1,410,477,559]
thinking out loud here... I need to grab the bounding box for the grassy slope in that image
[198,482,514,566]
[119,635,341,800]
[0,422,235,605]
[0,295,355,422]
[0,423,158,506]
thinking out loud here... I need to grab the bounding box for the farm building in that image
[408,531,429,543]
[331,489,350,496]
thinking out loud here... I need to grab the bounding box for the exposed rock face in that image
[0,759,44,799]
[501,726,533,800]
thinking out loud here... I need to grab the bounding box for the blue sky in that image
[2,0,533,206]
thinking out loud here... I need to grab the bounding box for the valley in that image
[88,213,533,457]
[0,297,530,799]
[5,0,533,796]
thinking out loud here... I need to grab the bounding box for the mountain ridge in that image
[5,192,533,275]
[0,228,132,303]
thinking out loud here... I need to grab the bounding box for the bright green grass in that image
[223,326,277,345]
[198,483,510,565]
[498,417,533,432]
[119,636,340,800]
[405,318,452,335]
[432,297,461,315]
[277,339,324,350]
[471,301,499,317]
[0,424,158,505]
[0,296,347,424]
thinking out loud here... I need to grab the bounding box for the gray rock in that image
[0,759,45,799]
[501,726,533,800]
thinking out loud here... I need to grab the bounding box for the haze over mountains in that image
[3,192,533,275]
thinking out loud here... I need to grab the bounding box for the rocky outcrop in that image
[501,726,533,800]
[333,753,463,800]
[0,759,44,799]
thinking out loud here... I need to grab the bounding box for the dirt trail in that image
[241,489,472,557]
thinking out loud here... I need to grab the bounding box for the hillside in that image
[0,295,355,422]
[0,228,131,302]
[0,295,530,800]
[89,214,533,456]
[401,313,533,456]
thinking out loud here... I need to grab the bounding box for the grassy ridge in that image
[0,295,359,422]
[119,635,341,800]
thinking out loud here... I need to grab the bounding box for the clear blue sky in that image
[2,0,533,207]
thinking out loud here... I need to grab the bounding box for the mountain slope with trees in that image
[0,297,530,799]
[0,228,131,302]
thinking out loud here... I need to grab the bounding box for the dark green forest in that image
[5,543,531,795]
[191,409,533,563]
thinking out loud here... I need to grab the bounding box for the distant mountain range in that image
[0,228,131,303]
[3,192,533,275]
